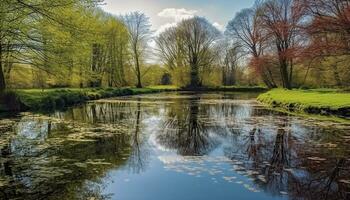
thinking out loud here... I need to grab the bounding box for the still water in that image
[0,92,350,200]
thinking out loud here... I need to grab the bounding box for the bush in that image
[55,97,66,108]
[0,90,21,111]
[40,95,56,110]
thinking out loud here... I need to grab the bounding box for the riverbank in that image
[258,89,350,118]
[0,86,179,112]
[0,85,268,112]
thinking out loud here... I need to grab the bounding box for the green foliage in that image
[2,0,348,92]
[13,86,179,112]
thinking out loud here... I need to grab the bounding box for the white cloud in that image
[155,8,198,35]
[158,8,198,23]
[213,22,224,32]
[156,8,224,35]
[154,22,177,35]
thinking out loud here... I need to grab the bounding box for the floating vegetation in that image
[158,155,267,193]
[86,159,112,166]
[1,92,350,200]
[223,176,237,182]
[307,157,327,161]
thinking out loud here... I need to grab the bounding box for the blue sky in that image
[101,0,256,33]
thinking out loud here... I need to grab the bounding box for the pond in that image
[0,92,350,200]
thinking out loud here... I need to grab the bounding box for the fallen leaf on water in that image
[307,157,326,161]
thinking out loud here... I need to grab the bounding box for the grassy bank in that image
[0,85,266,112]
[258,89,350,118]
[0,85,179,112]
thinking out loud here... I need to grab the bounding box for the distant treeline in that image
[0,0,349,91]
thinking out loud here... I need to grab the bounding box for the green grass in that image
[1,86,179,112]
[147,85,180,90]
[258,89,350,117]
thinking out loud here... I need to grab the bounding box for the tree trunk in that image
[79,63,83,88]
[0,42,6,92]
[189,57,200,88]
[222,66,227,86]
[332,63,342,87]
[280,59,292,89]
[0,64,5,92]
[261,71,275,89]
[135,55,142,88]
[265,66,277,88]
[230,66,236,85]
[190,65,200,88]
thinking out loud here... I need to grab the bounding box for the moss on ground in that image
[258,89,350,118]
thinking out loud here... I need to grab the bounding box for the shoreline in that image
[257,89,350,119]
[0,86,266,112]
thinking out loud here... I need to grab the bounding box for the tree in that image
[156,27,185,70]
[178,17,220,88]
[225,6,277,88]
[304,0,350,56]
[104,17,129,87]
[0,0,102,91]
[259,0,307,89]
[123,12,151,88]
[156,17,220,88]
[218,40,242,86]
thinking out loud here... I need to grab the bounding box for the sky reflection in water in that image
[0,92,350,200]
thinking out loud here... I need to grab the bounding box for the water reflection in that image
[0,92,349,200]
[127,102,150,174]
[158,97,218,155]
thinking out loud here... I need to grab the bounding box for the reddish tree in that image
[249,54,278,88]
[260,0,308,89]
[303,0,350,56]
[226,5,277,88]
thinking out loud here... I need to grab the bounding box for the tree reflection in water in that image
[0,100,153,200]
[127,102,150,173]
[157,97,218,156]
[224,112,350,199]
[0,93,350,200]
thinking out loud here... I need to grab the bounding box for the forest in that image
[0,0,349,92]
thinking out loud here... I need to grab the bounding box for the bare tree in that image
[218,39,242,86]
[156,27,185,70]
[225,5,277,88]
[123,12,151,88]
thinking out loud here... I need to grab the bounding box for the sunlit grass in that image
[258,89,350,109]
[146,85,180,90]
[258,89,350,118]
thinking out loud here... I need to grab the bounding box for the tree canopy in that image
[1,0,349,91]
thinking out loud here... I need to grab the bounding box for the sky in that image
[101,0,256,34]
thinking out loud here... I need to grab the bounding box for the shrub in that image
[0,90,21,111]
